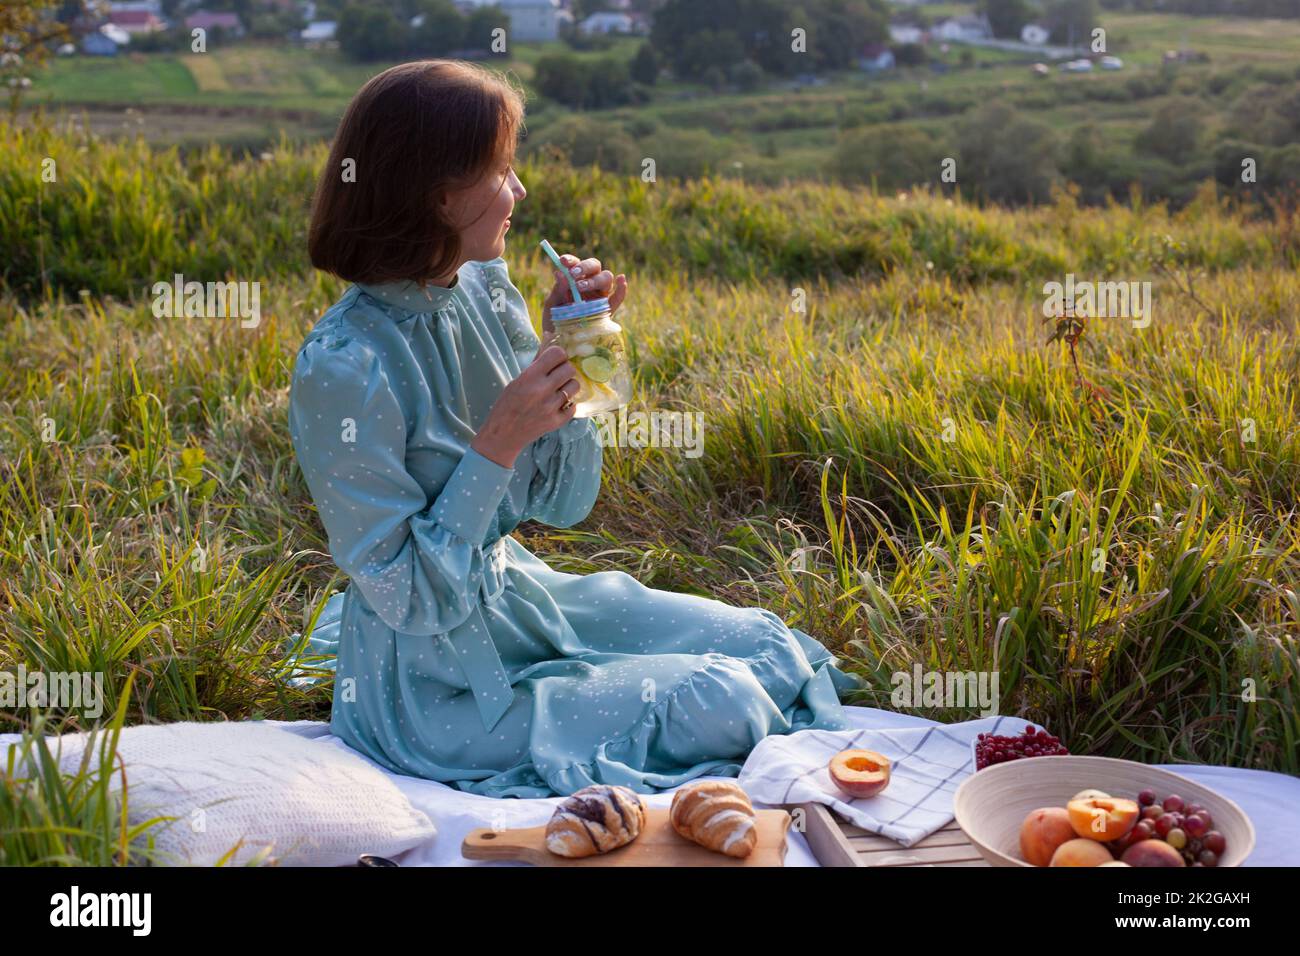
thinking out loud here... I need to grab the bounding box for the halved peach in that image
[1067,796,1140,842]
[1020,807,1076,867]
[1050,838,1115,867]
[828,749,891,798]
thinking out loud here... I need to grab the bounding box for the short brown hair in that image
[308,60,526,286]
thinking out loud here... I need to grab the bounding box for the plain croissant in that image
[545,784,647,858]
[669,780,758,858]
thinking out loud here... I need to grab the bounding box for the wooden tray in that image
[461,808,791,866]
[790,801,990,867]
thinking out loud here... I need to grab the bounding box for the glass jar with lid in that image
[549,296,631,418]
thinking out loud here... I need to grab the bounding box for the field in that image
[21,10,1300,188]
[1,112,1298,833]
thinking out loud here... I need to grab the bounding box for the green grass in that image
[0,119,1297,861]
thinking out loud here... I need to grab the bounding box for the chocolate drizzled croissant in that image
[669,780,758,858]
[545,784,647,858]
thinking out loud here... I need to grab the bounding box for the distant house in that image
[1020,23,1049,46]
[82,29,124,56]
[579,12,634,35]
[932,15,992,42]
[497,0,561,42]
[859,44,895,72]
[888,23,924,45]
[1060,58,1093,72]
[185,12,245,36]
[106,9,165,33]
[1100,55,1123,70]
[300,20,337,44]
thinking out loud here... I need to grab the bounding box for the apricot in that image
[1121,839,1186,867]
[1071,788,1111,801]
[1049,838,1115,867]
[828,749,891,798]
[1067,796,1140,842]
[1019,807,1076,867]
[1098,861,1131,866]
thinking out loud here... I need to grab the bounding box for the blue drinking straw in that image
[539,239,584,306]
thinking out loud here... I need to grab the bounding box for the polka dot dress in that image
[286,255,863,798]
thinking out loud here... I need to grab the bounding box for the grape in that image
[1134,820,1155,840]
[1184,815,1207,837]
[1138,788,1156,807]
[1142,805,1164,821]
[1199,850,1219,867]
[1203,831,1226,854]
[973,726,1069,770]
[1154,815,1175,838]
[1163,794,1184,813]
[1166,828,1187,850]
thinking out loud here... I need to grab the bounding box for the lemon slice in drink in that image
[580,355,614,383]
[571,374,595,403]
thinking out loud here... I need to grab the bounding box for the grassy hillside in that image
[1,120,1297,778]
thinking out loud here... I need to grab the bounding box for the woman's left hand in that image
[541,253,628,334]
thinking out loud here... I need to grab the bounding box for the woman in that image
[288,60,862,799]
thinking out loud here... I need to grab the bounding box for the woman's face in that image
[442,158,526,267]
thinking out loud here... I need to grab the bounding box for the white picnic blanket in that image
[268,706,1300,866]
[9,707,1299,865]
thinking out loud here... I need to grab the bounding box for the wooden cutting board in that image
[461,807,791,866]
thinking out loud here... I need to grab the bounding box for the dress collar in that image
[355,274,461,313]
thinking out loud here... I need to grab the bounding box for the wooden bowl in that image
[953,755,1254,867]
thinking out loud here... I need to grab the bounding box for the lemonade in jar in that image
[550,296,631,418]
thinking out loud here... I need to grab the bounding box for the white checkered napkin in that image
[738,715,1034,847]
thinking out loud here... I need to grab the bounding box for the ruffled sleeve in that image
[526,415,603,528]
[288,336,513,636]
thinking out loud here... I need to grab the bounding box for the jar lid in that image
[550,296,611,323]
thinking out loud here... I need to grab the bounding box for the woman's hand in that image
[541,252,628,335]
[471,342,582,469]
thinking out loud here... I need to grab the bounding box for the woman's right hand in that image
[471,338,580,468]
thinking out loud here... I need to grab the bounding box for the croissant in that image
[669,780,758,858]
[545,784,647,858]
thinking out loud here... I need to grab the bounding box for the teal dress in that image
[286,255,863,798]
